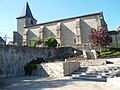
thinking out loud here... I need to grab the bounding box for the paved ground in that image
[0,76,119,90]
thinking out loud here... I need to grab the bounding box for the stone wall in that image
[34,61,80,77]
[33,59,106,77]
[0,46,76,78]
[26,13,105,47]
[63,61,80,76]
[79,59,106,66]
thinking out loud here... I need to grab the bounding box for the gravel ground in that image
[0,76,119,90]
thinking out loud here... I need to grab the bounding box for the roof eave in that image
[16,16,37,21]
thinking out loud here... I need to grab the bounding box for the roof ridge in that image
[25,12,103,28]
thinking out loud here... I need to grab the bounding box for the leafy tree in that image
[31,37,43,47]
[32,40,39,47]
[89,26,112,52]
[44,36,58,48]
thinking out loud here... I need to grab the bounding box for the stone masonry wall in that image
[27,14,103,47]
[34,61,80,77]
[63,61,80,76]
[0,46,76,78]
[0,46,49,78]
[79,59,106,66]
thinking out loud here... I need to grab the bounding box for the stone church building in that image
[14,1,107,48]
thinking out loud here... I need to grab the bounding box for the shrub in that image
[32,40,40,47]
[100,51,112,56]
[96,51,101,57]
[98,51,113,58]
[113,52,120,56]
[109,48,120,52]
[31,37,43,47]
[44,36,58,48]
[24,58,48,75]
[24,64,37,75]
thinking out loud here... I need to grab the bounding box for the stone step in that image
[79,74,98,78]
[73,69,110,74]
[71,65,120,82]
[73,71,110,75]
[81,72,110,76]
[72,75,107,82]
[89,68,120,71]
[72,74,108,78]
[88,66,120,70]
[75,69,87,72]
[84,67,120,72]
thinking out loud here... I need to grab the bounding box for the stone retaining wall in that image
[79,59,106,66]
[34,61,80,77]
[0,46,77,78]
[63,61,80,76]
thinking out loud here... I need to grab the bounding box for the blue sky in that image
[0,0,120,42]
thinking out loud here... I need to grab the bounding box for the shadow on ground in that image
[0,76,83,90]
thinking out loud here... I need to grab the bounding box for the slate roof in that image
[0,37,5,43]
[17,1,34,19]
[25,12,103,28]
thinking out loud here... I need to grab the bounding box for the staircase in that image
[71,65,120,82]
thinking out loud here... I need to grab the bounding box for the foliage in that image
[109,48,120,52]
[100,51,112,56]
[89,26,112,51]
[99,51,112,57]
[32,40,39,47]
[96,48,120,58]
[113,52,120,56]
[31,37,43,47]
[44,36,58,48]
[24,58,48,75]
[24,63,37,75]
[111,42,120,48]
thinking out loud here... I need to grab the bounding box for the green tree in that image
[30,37,43,47]
[32,40,40,47]
[44,36,58,48]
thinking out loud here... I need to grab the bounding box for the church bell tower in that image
[14,1,37,46]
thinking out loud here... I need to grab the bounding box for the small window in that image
[31,20,33,25]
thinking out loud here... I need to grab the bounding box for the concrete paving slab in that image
[107,77,120,89]
[0,76,119,90]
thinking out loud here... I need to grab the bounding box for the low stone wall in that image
[79,59,106,66]
[0,46,78,78]
[34,61,80,77]
[63,61,80,76]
